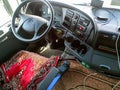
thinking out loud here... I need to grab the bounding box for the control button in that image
[83,21,90,26]
[76,29,82,35]
[71,20,77,31]
[65,16,71,22]
[74,14,80,20]
[63,20,71,27]
[75,29,84,39]
[66,10,74,18]
[72,20,77,26]
[79,25,86,32]
[79,17,90,26]
[80,26,83,30]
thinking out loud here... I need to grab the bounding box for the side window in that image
[0,0,11,27]
[8,0,21,11]
[0,0,21,27]
[111,0,120,6]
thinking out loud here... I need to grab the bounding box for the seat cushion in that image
[0,50,59,90]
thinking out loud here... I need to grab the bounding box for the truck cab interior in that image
[1,0,120,90]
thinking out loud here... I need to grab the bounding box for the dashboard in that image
[26,1,120,78]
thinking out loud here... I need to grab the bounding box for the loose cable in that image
[83,72,97,90]
[112,80,120,90]
[69,69,120,88]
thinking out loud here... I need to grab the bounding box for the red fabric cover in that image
[0,50,59,90]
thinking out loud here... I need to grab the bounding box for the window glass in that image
[0,0,10,27]
[0,0,21,27]
[111,0,120,6]
[8,0,21,12]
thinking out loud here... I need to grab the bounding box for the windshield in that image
[50,0,91,5]
[50,0,120,9]
[0,0,120,27]
[104,0,120,9]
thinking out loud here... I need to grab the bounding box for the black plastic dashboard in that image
[63,9,94,42]
[54,2,120,78]
[26,1,120,78]
[62,7,120,77]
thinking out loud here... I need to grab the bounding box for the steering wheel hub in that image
[22,15,48,33]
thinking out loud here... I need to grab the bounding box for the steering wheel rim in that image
[11,0,54,42]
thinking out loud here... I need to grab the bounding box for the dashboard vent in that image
[63,10,74,29]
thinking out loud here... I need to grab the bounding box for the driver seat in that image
[0,50,59,90]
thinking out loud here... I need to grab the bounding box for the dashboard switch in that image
[79,25,86,32]
[80,26,83,30]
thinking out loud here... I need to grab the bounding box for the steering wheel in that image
[11,0,54,42]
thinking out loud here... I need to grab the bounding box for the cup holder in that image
[71,40,80,49]
[78,44,87,54]
[65,36,74,43]
[71,39,87,55]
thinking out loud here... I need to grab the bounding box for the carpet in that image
[1,49,120,90]
[53,60,120,90]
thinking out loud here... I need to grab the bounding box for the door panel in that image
[0,28,28,64]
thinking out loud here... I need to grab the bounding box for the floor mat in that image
[38,48,120,90]
[54,60,120,90]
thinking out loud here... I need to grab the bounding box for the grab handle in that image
[99,64,111,70]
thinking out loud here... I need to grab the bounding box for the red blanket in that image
[0,50,59,90]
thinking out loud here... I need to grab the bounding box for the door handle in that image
[99,64,111,70]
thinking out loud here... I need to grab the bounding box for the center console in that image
[62,9,95,65]
[62,9,120,78]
